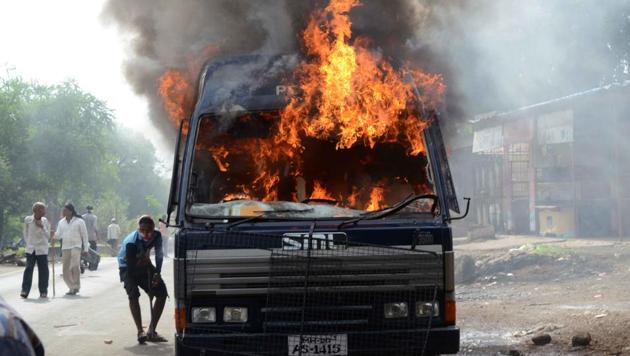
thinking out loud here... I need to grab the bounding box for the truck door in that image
[167,122,186,224]
[425,117,460,215]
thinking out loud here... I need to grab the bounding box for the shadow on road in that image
[61,294,91,299]
[22,298,51,304]
[124,343,174,355]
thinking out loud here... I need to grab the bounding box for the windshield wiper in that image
[224,208,314,230]
[255,208,314,214]
[301,198,338,205]
[338,194,438,229]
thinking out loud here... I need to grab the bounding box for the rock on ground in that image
[571,332,592,347]
[532,333,552,346]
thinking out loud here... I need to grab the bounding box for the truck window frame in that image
[167,121,186,225]
[181,113,452,223]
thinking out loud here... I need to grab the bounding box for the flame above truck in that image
[160,0,447,213]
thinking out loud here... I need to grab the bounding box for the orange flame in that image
[157,0,445,211]
[158,45,220,130]
[209,146,230,172]
[310,181,337,201]
[223,192,251,202]
[158,69,193,128]
[278,0,444,156]
[366,187,385,211]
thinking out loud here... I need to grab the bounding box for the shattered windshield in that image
[187,111,436,219]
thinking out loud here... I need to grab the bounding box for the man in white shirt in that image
[107,218,121,251]
[82,206,98,251]
[54,203,89,296]
[20,202,50,299]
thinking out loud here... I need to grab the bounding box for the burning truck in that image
[164,1,465,355]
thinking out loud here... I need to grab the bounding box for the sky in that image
[0,0,169,161]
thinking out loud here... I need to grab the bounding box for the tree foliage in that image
[0,74,169,246]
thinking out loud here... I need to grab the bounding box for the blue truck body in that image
[168,55,461,355]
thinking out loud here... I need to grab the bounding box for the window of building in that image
[512,182,529,197]
[511,161,529,182]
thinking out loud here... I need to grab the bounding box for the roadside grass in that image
[1,247,25,258]
[531,244,573,257]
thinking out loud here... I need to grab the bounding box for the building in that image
[467,81,630,237]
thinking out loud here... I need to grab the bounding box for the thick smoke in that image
[102,0,298,143]
[103,0,629,148]
[413,0,630,117]
[101,0,432,147]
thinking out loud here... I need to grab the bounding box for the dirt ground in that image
[456,235,630,355]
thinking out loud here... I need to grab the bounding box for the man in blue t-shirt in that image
[118,215,167,344]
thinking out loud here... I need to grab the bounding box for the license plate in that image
[288,334,348,355]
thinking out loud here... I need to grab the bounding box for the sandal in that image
[137,331,147,344]
[146,331,168,343]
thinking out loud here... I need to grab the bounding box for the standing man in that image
[118,215,167,344]
[20,202,50,299]
[54,204,89,296]
[107,218,121,252]
[82,206,98,251]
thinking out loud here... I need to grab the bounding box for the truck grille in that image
[178,231,443,355]
[264,245,442,333]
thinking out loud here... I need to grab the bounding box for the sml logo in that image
[282,233,346,250]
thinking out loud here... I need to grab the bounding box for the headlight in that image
[191,307,216,323]
[224,307,248,323]
[384,302,408,319]
[416,301,439,317]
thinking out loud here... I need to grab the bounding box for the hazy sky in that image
[0,0,169,160]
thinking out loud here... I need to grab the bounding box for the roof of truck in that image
[193,54,299,116]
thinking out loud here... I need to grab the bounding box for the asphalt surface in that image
[0,256,175,356]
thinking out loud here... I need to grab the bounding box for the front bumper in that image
[175,327,460,355]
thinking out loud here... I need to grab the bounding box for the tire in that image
[88,261,98,271]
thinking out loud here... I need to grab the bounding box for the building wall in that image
[470,85,630,237]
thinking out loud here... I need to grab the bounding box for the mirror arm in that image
[446,197,471,222]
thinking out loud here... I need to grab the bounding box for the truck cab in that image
[169,55,462,355]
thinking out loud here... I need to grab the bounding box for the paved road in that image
[0,257,175,356]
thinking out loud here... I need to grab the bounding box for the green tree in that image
[0,74,168,248]
[0,75,32,246]
[27,80,115,208]
[112,129,169,219]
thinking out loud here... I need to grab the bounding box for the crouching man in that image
[117,215,168,344]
